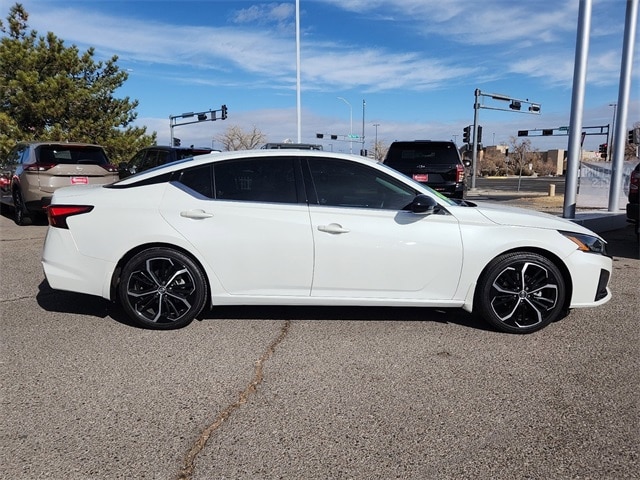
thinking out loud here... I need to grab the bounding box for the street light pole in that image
[338,97,353,153]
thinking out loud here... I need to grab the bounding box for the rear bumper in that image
[42,226,115,300]
[425,182,465,198]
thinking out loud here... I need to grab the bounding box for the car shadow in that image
[0,203,48,225]
[601,224,639,260]
[36,280,140,328]
[202,305,495,332]
[37,280,494,332]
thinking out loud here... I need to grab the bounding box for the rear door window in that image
[213,157,298,204]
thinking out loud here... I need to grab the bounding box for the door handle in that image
[317,223,350,234]
[180,209,213,219]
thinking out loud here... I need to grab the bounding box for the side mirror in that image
[410,194,439,215]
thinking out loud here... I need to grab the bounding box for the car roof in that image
[114,149,379,185]
[18,141,104,148]
[140,145,213,151]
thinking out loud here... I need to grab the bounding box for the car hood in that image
[470,201,602,237]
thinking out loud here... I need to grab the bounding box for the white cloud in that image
[231,2,295,26]
[24,3,479,93]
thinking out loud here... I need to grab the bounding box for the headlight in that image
[559,230,608,255]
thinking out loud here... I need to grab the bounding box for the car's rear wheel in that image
[476,252,566,334]
[118,248,207,329]
[12,189,30,226]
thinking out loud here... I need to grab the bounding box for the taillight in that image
[101,164,119,173]
[47,205,94,229]
[24,163,57,172]
[456,164,465,183]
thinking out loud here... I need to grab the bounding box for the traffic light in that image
[599,143,607,159]
[463,125,471,144]
[509,100,522,111]
[197,113,207,121]
[477,125,483,143]
[173,138,181,147]
[629,129,635,145]
[316,133,324,139]
[221,104,228,120]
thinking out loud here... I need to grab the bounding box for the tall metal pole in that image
[563,0,592,219]
[295,0,301,143]
[471,88,480,190]
[338,97,353,154]
[362,99,366,155]
[608,0,638,212]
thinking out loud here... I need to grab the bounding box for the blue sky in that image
[4,0,639,153]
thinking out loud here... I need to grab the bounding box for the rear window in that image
[36,145,109,165]
[385,142,459,169]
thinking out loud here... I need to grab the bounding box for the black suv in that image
[383,140,467,199]
[118,146,215,178]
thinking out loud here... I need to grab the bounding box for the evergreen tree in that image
[0,3,156,163]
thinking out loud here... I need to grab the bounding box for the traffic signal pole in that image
[469,90,540,191]
[608,0,638,212]
[169,105,228,146]
[471,89,480,190]
[563,0,591,219]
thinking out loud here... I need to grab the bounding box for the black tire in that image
[12,189,29,226]
[476,252,566,334]
[118,248,208,329]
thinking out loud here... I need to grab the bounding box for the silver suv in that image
[0,142,118,225]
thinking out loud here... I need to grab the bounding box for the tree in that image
[372,140,388,161]
[216,125,266,151]
[0,3,155,163]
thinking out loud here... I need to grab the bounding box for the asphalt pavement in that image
[0,197,638,480]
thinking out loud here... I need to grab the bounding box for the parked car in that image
[0,142,118,225]
[626,162,639,236]
[384,140,467,198]
[118,146,215,178]
[42,149,612,334]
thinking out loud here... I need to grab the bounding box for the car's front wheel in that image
[476,252,566,334]
[118,248,208,329]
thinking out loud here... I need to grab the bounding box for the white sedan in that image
[42,149,612,334]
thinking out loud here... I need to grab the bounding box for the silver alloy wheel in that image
[119,248,207,329]
[477,252,566,334]
[489,261,559,329]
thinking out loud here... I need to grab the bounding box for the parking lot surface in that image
[1,208,638,479]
